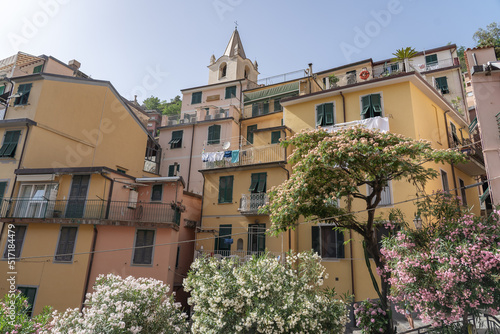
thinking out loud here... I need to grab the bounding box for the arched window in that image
[220,63,227,78]
[244,66,250,79]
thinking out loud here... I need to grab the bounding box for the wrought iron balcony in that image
[239,193,269,215]
[194,249,284,262]
[0,198,180,225]
[449,136,485,176]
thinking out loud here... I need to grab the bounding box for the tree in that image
[184,251,349,334]
[392,47,418,72]
[265,127,465,333]
[0,291,52,333]
[382,192,500,333]
[48,274,189,334]
[473,22,500,58]
[162,95,182,116]
[143,96,163,111]
[456,46,467,73]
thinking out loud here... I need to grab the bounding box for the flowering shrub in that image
[382,203,500,326]
[184,251,349,333]
[0,291,52,334]
[354,299,389,334]
[48,274,189,333]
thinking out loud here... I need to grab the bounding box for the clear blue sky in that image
[1,0,499,103]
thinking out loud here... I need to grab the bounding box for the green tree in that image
[456,45,467,73]
[392,47,419,72]
[473,22,500,58]
[264,127,465,334]
[162,95,182,116]
[143,96,163,111]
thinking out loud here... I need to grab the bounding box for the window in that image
[151,184,162,201]
[14,84,32,106]
[273,98,282,112]
[55,226,78,262]
[225,86,237,99]
[441,170,449,192]
[208,124,221,145]
[247,125,257,144]
[367,183,392,206]
[249,173,266,193]
[133,229,155,265]
[450,122,460,146]
[361,94,382,119]
[0,181,7,202]
[15,183,55,218]
[168,164,180,177]
[248,223,265,255]
[271,131,281,144]
[0,86,5,95]
[218,176,233,203]
[459,179,467,206]
[220,63,227,78]
[316,102,335,127]
[169,130,183,149]
[251,101,269,116]
[390,63,399,71]
[215,224,232,255]
[191,92,202,104]
[3,225,27,259]
[0,131,21,158]
[435,77,449,94]
[17,286,37,317]
[33,65,42,73]
[312,226,344,258]
[346,70,357,85]
[425,54,438,67]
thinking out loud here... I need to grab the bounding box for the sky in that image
[0,0,499,104]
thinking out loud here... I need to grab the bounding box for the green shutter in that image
[361,95,371,116]
[0,131,21,157]
[191,92,202,104]
[324,103,334,125]
[219,176,233,203]
[247,125,257,144]
[263,101,269,114]
[0,182,6,202]
[435,77,449,94]
[425,54,438,66]
[316,104,325,126]
[336,230,345,258]
[207,126,214,144]
[271,131,281,144]
[0,86,4,95]
[33,65,42,73]
[257,173,267,193]
[252,103,259,117]
[216,225,232,252]
[213,125,221,144]
[225,86,236,99]
[168,165,175,177]
[249,174,259,192]
[371,94,382,114]
[311,226,320,254]
[273,98,281,112]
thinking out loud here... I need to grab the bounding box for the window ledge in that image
[130,263,154,267]
[320,258,342,262]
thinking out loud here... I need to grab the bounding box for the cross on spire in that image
[234,21,238,30]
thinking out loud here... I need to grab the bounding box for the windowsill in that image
[131,263,154,267]
[320,257,342,262]
[218,202,233,205]
[170,147,182,150]
[53,260,74,264]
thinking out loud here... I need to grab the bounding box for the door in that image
[248,223,265,255]
[65,175,90,218]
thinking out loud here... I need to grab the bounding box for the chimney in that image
[134,95,138,104]
[308,63,313,76]
[68,59,81,70]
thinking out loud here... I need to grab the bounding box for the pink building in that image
[465,47,500,207]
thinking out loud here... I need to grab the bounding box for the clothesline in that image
[202,150,240,163]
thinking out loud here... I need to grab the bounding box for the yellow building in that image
[0,71,175,315]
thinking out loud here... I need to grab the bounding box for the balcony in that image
[194,249,285,262]
[239,193,269,215]
[321,116,390,133]
[449,136,485,176]
[0,199,180,225]
[202,143,286,170]
[408,58,459,73]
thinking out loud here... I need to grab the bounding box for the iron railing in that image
[239,193,269,214]
[0,198,180,225]
[257,70,307,86]
[449,135,485,165]
[202,144,285,170]
[485,313,500,334]
[408,58,458,73]
[194,249,284,262]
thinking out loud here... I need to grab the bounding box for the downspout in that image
[81,225,98,310]
[100,173,114,219]
[187,122,195,192]
[239,79,243,147]
[340,91,346,123]
[278,165,291,251]
[443,111,459,196]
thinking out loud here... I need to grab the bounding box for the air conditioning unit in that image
[179,119,185,124]
[205,115,213,120]
[167,120,178,126]
[215,113,223,119]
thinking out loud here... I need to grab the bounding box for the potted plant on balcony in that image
[328,74,339,88]
[392,47,418,73]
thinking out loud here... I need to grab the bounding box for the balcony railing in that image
[202,144,286,169]
[242,103,283,119]
[0,198,180,225]
[239,193,269,214]
[194,249,285,262]
[321,116,390,133]
[408,57,458,73]
[257,70,307,86]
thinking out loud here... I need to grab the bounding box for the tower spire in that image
[223,28,246,59]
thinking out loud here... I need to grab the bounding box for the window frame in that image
[17,286,38,317]
[191,92,202,105]
[425,54,438,67]
[215,224,232,255]
[225,86,237,99]
[435,76,449,94]
[168,164,180,177]
[218,175,234,204]
[169,130,183,149]
[441,169,449,192]
[249,173,267,193]
[208,124,221,145]
[54,226,78,263]
[132,228,156,266]
[311,225,345,259]
[247,125,257,144]
[33,65,42,74]
[3,224,27,260]
[151,184,163,201]
[0,130,21,158]
[271,131,281,144]
[360,93,383,120]
[315,102,335,127]
[248,223,265,255]
[14,83,32,106]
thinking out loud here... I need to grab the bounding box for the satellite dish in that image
[222,141,231,150]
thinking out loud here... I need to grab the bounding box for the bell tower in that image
[208,28,259,84]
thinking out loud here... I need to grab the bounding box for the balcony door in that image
[65,175,90,218]
[248,223,265,255]
[15,184,53,218]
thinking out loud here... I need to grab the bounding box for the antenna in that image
[223,141,231,150]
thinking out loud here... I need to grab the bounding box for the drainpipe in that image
[443,111,459,196]
[187,122,195,192]
[278,165,291,251]
[100,173,114,219]
[340,91,346,123]
[81,224,98,310]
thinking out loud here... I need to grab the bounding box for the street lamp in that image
[413,214,422,230]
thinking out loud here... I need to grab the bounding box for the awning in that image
[244,81,299,103]
[17,174,55,182]
[168,138,181,144]
[480,186,490,204]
